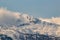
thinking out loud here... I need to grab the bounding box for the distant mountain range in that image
[0,8,60,40]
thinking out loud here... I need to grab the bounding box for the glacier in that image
[0,8,60,40]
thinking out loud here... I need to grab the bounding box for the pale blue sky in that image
[0,0,60,18]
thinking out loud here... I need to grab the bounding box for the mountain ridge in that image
[0,8,60,40]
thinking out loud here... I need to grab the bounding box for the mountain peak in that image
[0,8,60,39]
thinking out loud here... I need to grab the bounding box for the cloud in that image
[0,8,21,26]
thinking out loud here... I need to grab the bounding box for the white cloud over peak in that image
[0,8,21,26]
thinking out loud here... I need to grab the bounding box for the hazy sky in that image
[0,0,60,18]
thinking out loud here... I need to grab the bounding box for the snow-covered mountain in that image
[0,8,60,40]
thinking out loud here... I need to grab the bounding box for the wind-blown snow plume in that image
[0,8,60,40]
